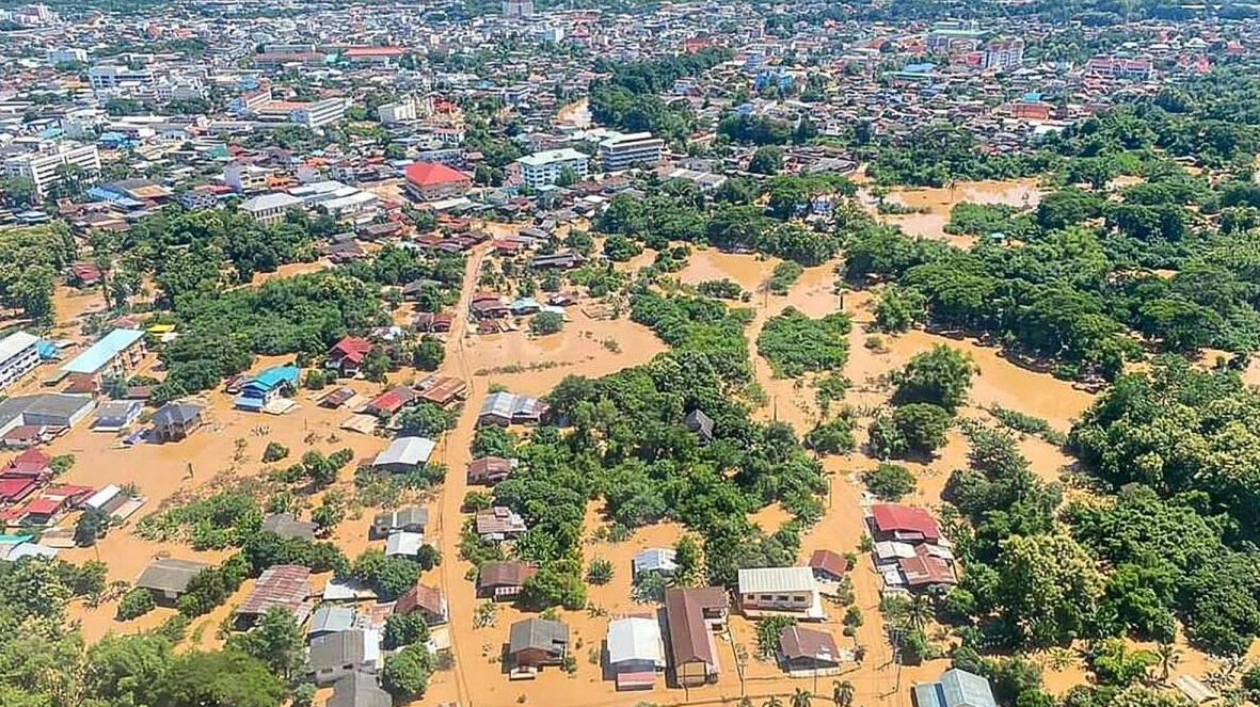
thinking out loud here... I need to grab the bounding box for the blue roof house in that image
[234,365,300,411]
[60,329,147,379]
[913,669,997,707]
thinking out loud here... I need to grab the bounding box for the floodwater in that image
[859,179,1043,247]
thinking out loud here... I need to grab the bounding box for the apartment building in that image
[516,148,589,189]
[155,78,206,102]
[502,0,534,16]
[0,332,40,393]
[239,193,305,225]
[46,47,87,66]
[3,143,101,198]
[224,163,270,193]
[378,98,418,125]
[289,98,348,129]
[983,38,1024,71]
[599,131,665,171]
[88,64,155,91]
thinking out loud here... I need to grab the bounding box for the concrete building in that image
[155,78,207,102]
[239,192,305,225]
[982,38,1024,71]
[0,332,40,393]
[913,669,998,707]
[224,163,270,193]
[377,98,418,125]
[599,132,665,171]
[46,47,87,66]
[502,0,534,16]
[88,64,155,91]
[516,148,589,189]
[3,143,101,199]
[60,328,146,380]
[737,566,824,619]
[289,98,348,129]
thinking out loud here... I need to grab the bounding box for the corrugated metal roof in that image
[737,566,816,595]
[606,617,665,667]
[61,329,144,375]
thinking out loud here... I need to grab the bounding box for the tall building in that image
[378,98,418,125]
[599,132,665,171]
[46,47,87,66]
[88,64,155,91]
[3,144,101,199]
[0,331,40,393]
[502,0,534,16]
[516,148,589,189]
[289,98,348,129]
[224,163,270,193]
[983,38,1025,71]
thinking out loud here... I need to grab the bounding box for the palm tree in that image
[833,680,855,707]
[1048,647,1076,672]
[792,689,813,707]
[764,697,785,707]
[1156,642,1182,683]
[905,594,934,631]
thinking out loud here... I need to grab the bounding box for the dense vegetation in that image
[756,307,851,378]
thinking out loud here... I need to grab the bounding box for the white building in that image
[224,163,270,193]
[599,132,665,171]
[289,98,348,129]
[983,38,1025,71]
[88,64,155,91]
[155,78,207,103]
[516,148,589,189]
[239,192,305,226]
[378,98,417,125]
[502,0,534,16]
[3,143,101,198]
[0,331,40,393]
[46,47,87,66]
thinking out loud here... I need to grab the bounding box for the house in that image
[0,477,37,504]
[508,618,569,675]
[93,400,143,431]
[808,550,849,582]
[0,331,41,392]
[236,564,313,627]
[309,629,381,686]
[385,531,425,558]
[779,625,842,676]
[136,557,211,604]
[737,567,824,619]
[607,616,666,690]
[478,391,548,427]
[896,544,957,591]
[394,583,448,625]
[870,504,942,544]
[328,672,391,707]
[68,262,103,287]
[235,365,300,411]
[371,507,429,538]
[261,513,318,541]
[310,606,364,640]
[664,587,728,687]
[415,375,467,408]
[476,506,528,541]
[0,394,96,437]
[151,401,204,442]
[684,409,714,444]
[2,448,51,479]
[364,387,417,417]
[371,437,437,474]
[327,337,373,376]
[413,313,454,334]
[470,296,510,320]
[477,561,537,600]
[912,669,997,707]
[530,251,585,270]
[59,328,146,381]
[633,548,678,579]
[404,162,472,201]
[21,496,67,525]
[320,387,357,409]
[83,484,128,515]
[467,456,516,486]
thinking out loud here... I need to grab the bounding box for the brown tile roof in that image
[477,561,537,591]
[808,549,849,579]
[395,582,444,617]
[664,587,727,666]
[779,625,841,662]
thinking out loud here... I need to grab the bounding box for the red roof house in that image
[0,478,37,504]
[404,162,472,201]
[870,504,941,543]
[4,449,51,478]
[327,336,373,376]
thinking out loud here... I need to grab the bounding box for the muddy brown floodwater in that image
[858,179,1044,248]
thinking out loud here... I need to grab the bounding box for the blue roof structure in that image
[913,669,997,707]
[903,63,935,73]
[61,329,145,375]
[244,365,300,392]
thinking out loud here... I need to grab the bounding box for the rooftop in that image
[60,328,144,375]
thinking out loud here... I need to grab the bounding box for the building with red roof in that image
[342,46,408,63]
[326,336,373,377]
[4,448,51,478]
[23,496,64,523]
[404,162,472,202]
[870,504,941,543]
[0,477,37,504]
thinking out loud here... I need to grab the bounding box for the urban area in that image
[0,0,1259,707]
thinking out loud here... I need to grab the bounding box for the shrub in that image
[862,463,916,501]
[586,557,614,585]
[262,442,289,463]
[530,311,565,336]
[116,587,156,620]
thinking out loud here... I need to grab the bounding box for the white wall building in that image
[599,132,665,171]
[3,143,100,198]
[88,64,155,91]
[0,331,40,392]
[155,78,207,103]
[516,148,589,189]
[46,47,87,66]
[502,0,534,16]
[224,163,270,193]
[239,192,305,226]
[378,98,417,125]
[289,98,348,129]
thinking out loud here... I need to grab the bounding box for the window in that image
[776,595,789,602]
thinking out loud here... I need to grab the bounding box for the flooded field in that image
[860,178,1043,247]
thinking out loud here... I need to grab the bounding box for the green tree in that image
[892,345,977,413]
[530,311,565,336]
[862,463,916,501]
[749,146,784,175]
[155,649,286,707]
[413,335,445,371]
[381,644,432,702]
[226,607,305,681]
[833,680,854,707]
[995,533,1105,647]
[383,611,430,650]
